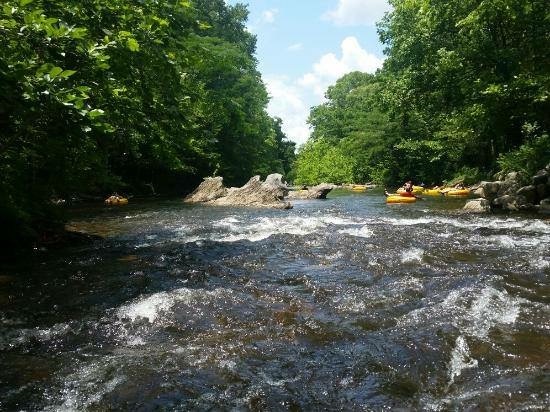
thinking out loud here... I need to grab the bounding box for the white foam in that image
[335,294,368,313]
[216,215,355,243]
[116,288,237,324]
[448,335,478,385]
[53,360,126,412]
[117,290,178,322]
[213,216,240,230]
[398,286,523,342]
[481,235,548,249]
[401,247,424,263]
[531,257,550,270]
[464,287,522,339]
[372,215,550,235]
[338,226,374,238]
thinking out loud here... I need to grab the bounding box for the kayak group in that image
[384,181,471,203]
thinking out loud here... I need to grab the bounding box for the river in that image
[1,190,549,410]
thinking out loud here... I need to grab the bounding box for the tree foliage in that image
[0,0,295,249]
[294,0,549,186]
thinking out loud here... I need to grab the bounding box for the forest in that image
[0,0,295,250]
[294,0,549,186]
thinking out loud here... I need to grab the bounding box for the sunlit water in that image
[1,190,549,410]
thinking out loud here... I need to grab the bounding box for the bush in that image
[497,123,550,177]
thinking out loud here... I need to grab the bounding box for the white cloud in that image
[261,8,278,24]
[298,36,384,97]
[264,75,311,145]
[324,0,391,26]
[287,43,303,52]
[264,37,384,145]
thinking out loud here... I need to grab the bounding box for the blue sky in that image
[226,0,392,145]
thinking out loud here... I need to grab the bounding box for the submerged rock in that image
[287,183,335,200]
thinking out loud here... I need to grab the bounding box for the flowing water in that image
[1,190,549,410]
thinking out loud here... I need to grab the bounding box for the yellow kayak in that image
[424,189,442,196]
[397,186,424,195]
[386,195,417,204]
[446,189,470,197]
[351,184,367,191]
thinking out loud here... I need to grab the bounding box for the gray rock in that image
[184,176,227,203]
[536,183,548,200]
[492,194,528,211]
[211,176,292,209]
[532,169,549,186]
[463,198,491,213]
[287,183,335,200]
[539,198,550,214]
[476,181,501,199]
[516,185,537,204]
[505,171,521,182]
[264,173,287,188]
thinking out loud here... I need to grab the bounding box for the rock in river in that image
[287,183,336,200]
[185,175,291,209]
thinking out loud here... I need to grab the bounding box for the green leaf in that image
[88,109,105,119]
[70,27,88,39]
[3,5,15,15]
[126,38,139,52]
[49,66,63,79]
[19,0,34,7]
[59,70,77,78]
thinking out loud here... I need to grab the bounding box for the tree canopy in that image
[0,0,295,249]
[294,0,549,186]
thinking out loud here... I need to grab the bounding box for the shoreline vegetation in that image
[1,0,549,256]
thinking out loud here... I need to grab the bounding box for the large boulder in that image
[516,185,537,204]
[539,198,550,214]
[287,183,335,200]
[463,198,491,213]
[532,169,549,186]
[492,194,529,211]
[474,181,501,200]
[210,176,292,209]
[473,168,549,213]
[536,183,548,200]
[264,173,287,188]
[184,176,227,203]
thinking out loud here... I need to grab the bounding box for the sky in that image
[226,0,392,146]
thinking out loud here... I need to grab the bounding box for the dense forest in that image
[294,0,549,186]
[0,0,295,250]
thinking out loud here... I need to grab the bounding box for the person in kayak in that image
[401,181,414,197]
[384,180,415,197]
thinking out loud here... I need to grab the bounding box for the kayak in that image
[424,189,442,196]
[397,186,424,195]
[351,185,367,192]
[105,196,128,205]
[386,195,417,204]
[446,189,470,197]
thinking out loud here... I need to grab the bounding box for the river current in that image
[1,190,549,410]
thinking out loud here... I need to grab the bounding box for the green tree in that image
[0,0,293,253]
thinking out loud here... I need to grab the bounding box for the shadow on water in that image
[1,192,549,410]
